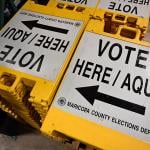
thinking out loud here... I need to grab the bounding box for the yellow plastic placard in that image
[0,96,19,120]
[0,0,90,128]
[49,0,101,15]
[98,0,150,19]
[41,10,150,150]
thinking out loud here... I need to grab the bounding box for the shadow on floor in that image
[0,110,33,136]
[0,110,74,150]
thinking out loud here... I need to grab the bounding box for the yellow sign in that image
[0,0,90,127]
[41,9,150,150]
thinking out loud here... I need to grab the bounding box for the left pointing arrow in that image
[21,20,69,34]
[76,85,146,115]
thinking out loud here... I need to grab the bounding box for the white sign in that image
[99,0,150,18]
[53,31,150,142]
[58,0,99,7]
[0,10,83,80]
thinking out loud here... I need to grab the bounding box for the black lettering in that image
[139,0,143,4]
[132,76,143,95]
[125,46,136,64]
[1,27,10,37]
[115,3,122,11]
[91,64,103,81]
[21,32,32,42]
[121,73,131,91]
[0,45,13,61]
[109,43,122,61]
[123,5,131,12]
[144,79,150,97]
[108,1,116,10]
[144,0,150,5]
[127,0,132,3]
[136,49,149,69]
[12,30,23,40]
[131,6,138,14]
[81,0,87,4]
[98,39,110,57]
[57,40,70,52]
[6,49,21,64]
[43,37,54,48]
[72,59,85,75]
[101,67,112,84]
[133,0,139,4]
[29,55,45,72]
[50,39,61,51]
[35,35,46,47]
[5,28,16,39]
[82,61,94,78]
[19,51,34,67]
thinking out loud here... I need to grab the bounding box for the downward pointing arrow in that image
[76,85,146,115]
[21,20,69,34]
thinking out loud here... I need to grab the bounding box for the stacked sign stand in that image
[41,2,150,150]
[0,0,150,150]
[0,0,91,128]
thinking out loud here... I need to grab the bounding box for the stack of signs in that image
[99,0,150,18]
[42,22,150,150]
[0,1,90,127]
[0,10,84,81]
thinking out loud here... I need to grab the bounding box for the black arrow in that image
[21,20,69,34]
[76,85,146,115]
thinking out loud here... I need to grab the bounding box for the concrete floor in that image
[0,111,74,150]
[0,133,74,150]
